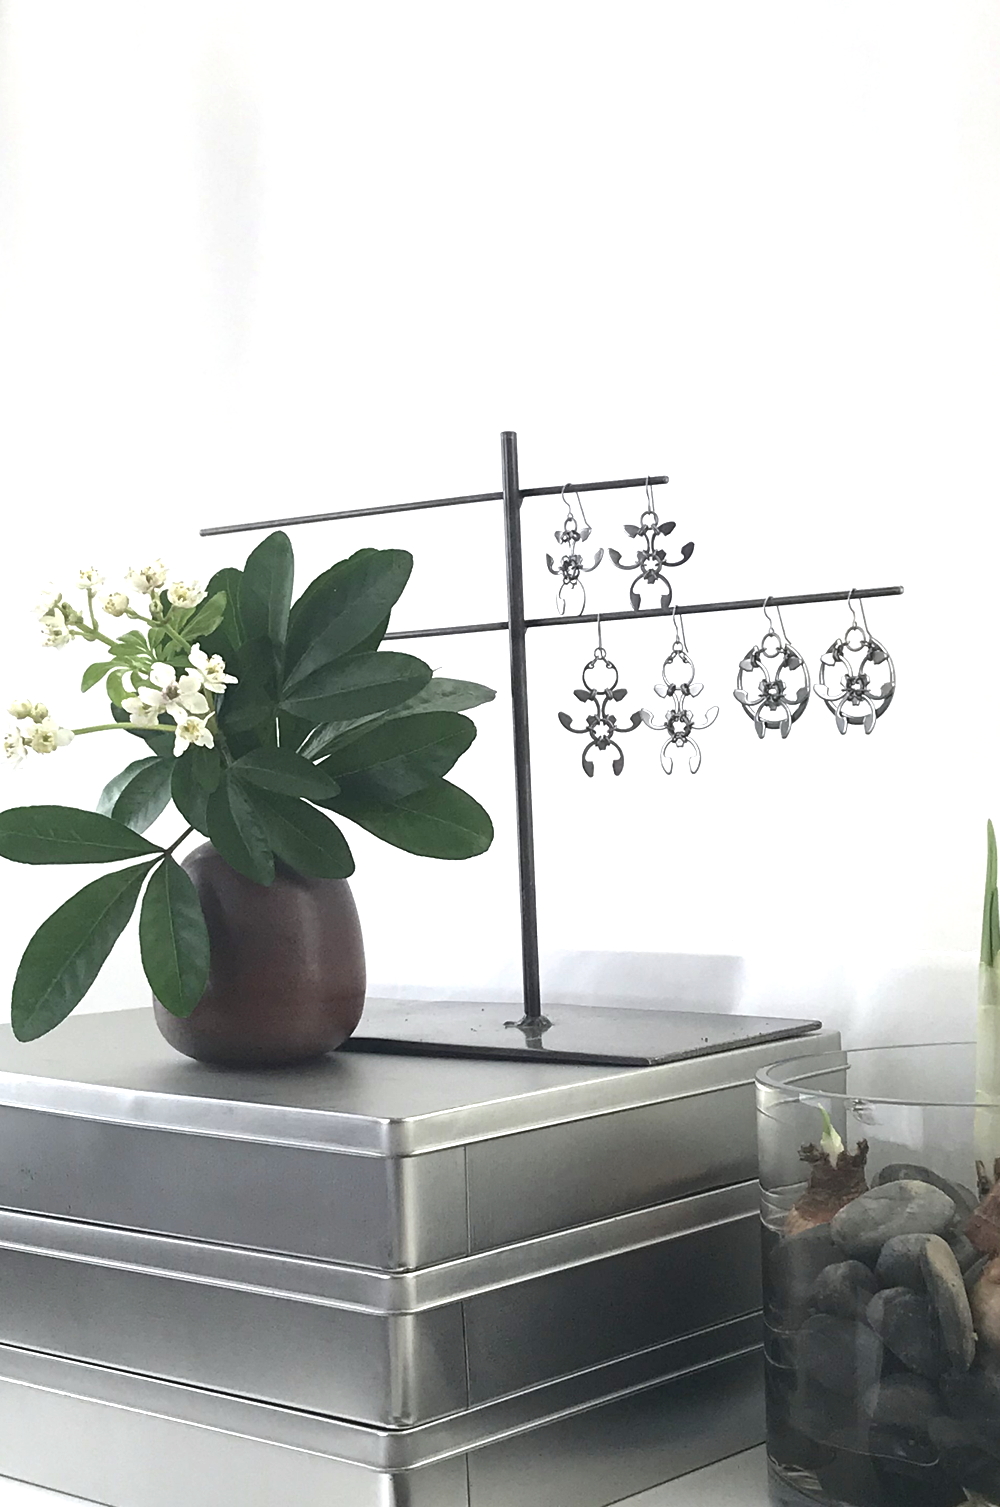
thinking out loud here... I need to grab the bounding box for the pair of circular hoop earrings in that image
[735,592,896,739]
[558,592,896,777]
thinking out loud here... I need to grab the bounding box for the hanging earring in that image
[609,477,694,612]
[734,597,811,739]
[545,485,603,616]
[558,616,642,776]
[814,590,895,735]
[641,608,718,773]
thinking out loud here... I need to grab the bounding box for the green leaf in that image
[233,748,340,800]
[106,669,131,708]
[81,661,115,694]
[139,857,210,1018]
[11,863,155,1041]
[97,758,174,833]
[183,591,227,645]
[983,819,1000,970]
[331,779,493,859]
[284,549,412,682]
[0,806,163,865]
[245,787,354,879]
[199,568,244,659]
[300,677,494,760]
[281,651,431,725]
[322,712,475,799]
[240,532,294,650]
[171,756,211,837]
[218,636,279,735]
[205,773,274,885]
[110,701,174,757]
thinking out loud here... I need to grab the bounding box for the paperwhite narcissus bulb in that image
[126,561,168,595]
[102,593,129,616]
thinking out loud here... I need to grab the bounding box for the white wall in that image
[0,0,998,1050]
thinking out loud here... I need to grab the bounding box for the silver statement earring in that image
[734,598,811,739]
[814,590,896,735]
[641,609,718,773]
[558,617,641,776]
[609,478,694,612]
[545,485,603,616]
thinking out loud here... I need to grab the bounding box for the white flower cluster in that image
[4,702,74,766]
[123,644,237,757]
[35,562,208,649]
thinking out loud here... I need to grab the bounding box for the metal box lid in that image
[0,1004,821,1155]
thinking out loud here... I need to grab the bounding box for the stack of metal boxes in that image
[0,1004,836,1507]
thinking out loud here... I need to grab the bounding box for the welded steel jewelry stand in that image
[202,431,903,1066]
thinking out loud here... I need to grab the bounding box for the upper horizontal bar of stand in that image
[383,585,904,642]
[199,475,670,537]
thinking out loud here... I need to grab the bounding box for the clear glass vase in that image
[756,1044,1000,1507]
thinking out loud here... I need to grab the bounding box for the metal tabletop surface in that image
[0,1449,769,1505]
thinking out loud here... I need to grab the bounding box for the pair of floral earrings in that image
[545,480,693,615]
[558,594,896,777]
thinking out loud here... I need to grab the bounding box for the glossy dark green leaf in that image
[284,549,412,683]
[281,651,431,725]
[331,779,493,859]
[205,773,274,885]
[11,862,155,1041]
[240,532,294,650]
[81,661,115,694]
[233,748,340,800]
[182,591,227,644]
[300,677,494,760]
[199,567,244,660]
[97,758,174,833]
[171,755,211,837]
[139,856,210,1018]
[245,788,354,879]
[322,712,475,799]
[0,806,163,865]
[110,701,174,757]
[218,636,279,735]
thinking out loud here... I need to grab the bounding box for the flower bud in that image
[30,703,49,723]
[102,592,129,617]
[7,700,32,719]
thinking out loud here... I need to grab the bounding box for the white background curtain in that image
[0,0,998,1048]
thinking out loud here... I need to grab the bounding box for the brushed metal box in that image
[0,1182,759,1426]
[0,1007,836,1269]
[0,1320,764,1507]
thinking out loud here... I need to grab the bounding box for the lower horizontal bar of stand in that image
[382,585,904,642]
[199,474,669,537]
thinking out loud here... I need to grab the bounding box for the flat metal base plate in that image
[344,999,821,1067]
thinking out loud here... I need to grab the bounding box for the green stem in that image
[86,589,98,632]
[71,723,134,735]
[165,826,194,857]
[129,609,192,654]
[72,625,121,654]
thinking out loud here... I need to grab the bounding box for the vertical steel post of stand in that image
[500,431,547,1029]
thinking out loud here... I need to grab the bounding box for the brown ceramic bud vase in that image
[153,842,366,1068]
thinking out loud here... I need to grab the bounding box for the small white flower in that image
[126,560,168,596]
[188,644,237,695]
[102,592,129,617]
[34,586,62,620]
[27,718,74,755]
[7,700,32,719]
[40,609,72,648]
[170,712,214,757]
[3,726,26,766]
[122,698,163,729]
[148,663,210,716]
[77,567,104,591]
[29,702,49,723]
[166,580,207,610]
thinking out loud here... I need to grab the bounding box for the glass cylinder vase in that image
[757,1044,1000,1507]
